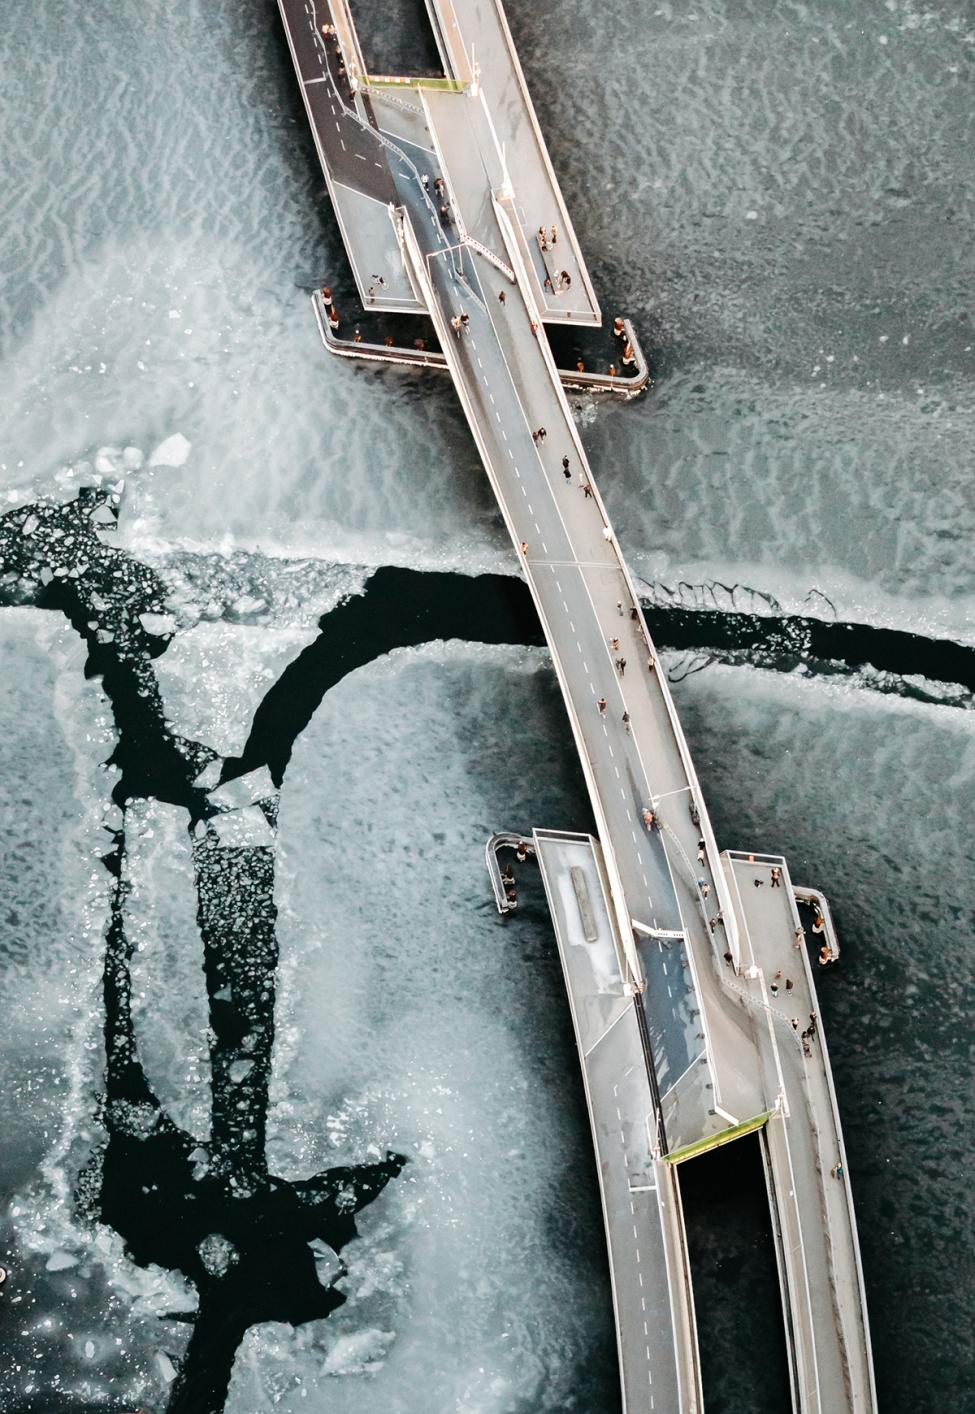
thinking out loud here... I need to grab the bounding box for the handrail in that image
[310,290,646,395]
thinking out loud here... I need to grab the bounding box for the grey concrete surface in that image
[724,854,877,1414]
[277,0,424,310]
[276,5,877,1409]
[534,830,701,1414]
[435,0,601,324]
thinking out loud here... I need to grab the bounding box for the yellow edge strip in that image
[665,1111,772,1165]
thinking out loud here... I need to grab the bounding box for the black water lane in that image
[679,1135,791,1414]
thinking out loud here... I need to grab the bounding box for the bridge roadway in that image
[391,91,767,1151]
[277,0,765,1151]
[533,830,700,1414]
[275,3,877,1410]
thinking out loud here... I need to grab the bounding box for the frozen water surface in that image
[258,643,615,1412]
[0,0,973,1409]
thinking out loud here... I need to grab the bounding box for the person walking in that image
[551,224,558,245]
[582,482,593,498]
[697,839,706,863]
[597,697,607,716]
[643,808,655,829]
[616,657,626,676]
[610,637,620,651]
[498,289,506,304]
[617,601,624,616]
[770,865,782,887]
[562,454,570,476]
[622,711,630,732]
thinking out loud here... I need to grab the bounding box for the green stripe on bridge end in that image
[665,1110,772,1165]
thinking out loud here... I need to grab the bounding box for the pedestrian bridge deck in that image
[534,829,700,1414]
[723,852,876,1414]
[276,2,877,1410]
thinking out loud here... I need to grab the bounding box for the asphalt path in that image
[280,0,759,1144]
[391,161,705,1096]
[535,831,692,1414]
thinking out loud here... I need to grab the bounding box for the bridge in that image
[276,2,877,1410]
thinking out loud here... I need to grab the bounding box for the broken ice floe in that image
[148,433,191,468]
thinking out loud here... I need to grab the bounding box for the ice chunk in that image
[197,1233,239,1278]
[322,1328,395,1376]
[94,446,124,475]
[46,1250,79,1271]
[208,766,276,812]
[148,433,191,467]
[193,759,223,790]
[139,611,176,636]
[209,806,275,848]
[157,1351,178,1383]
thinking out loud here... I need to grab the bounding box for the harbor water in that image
[0,2,972,1410]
